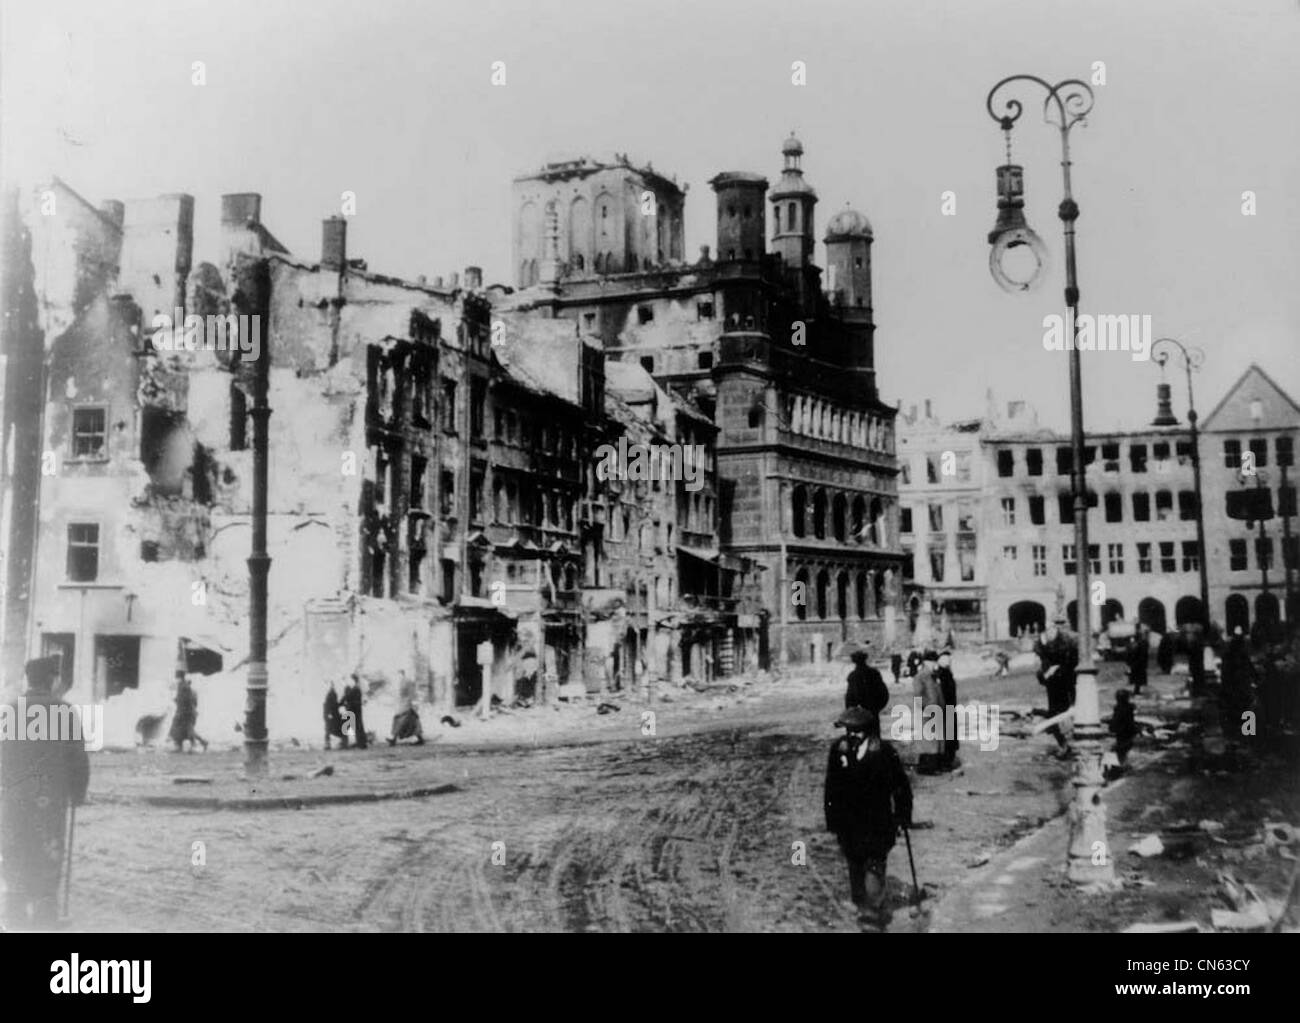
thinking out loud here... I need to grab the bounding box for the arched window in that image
[574,253,585,271]
[874,571,887,614]
[816,569,830,620]
[1225,594,1249,634]
[832,494,847,542]
[813,490,827,539]
[856,572,868,619]
[836,572,849,621]
[795,568,809,621]
[851,496,866,543]
[868,497,883,545]
[788,202,797,230]
[791,485,807,537]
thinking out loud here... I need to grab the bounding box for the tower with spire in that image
[769,132,819,307]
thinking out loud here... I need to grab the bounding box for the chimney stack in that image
[463,266,483,290]
[321,216,347,271]
[433,276,444,288]
[924,398,932,419]
[448,272,459,289]
[221,193,262,227]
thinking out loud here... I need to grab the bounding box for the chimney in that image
[448,272,459,289]
[464,266,483,290]
[417,275,427,286]
[99,200,125,228]
[321,216,347,271]
[221,193,262,227]
[433,276,444,288]
[924,398,932,419]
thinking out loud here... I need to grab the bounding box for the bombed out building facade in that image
[0,134,906,743]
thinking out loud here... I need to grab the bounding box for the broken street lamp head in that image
[987,163,1049,293]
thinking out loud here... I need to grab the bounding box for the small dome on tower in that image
[825,207,873,241]
[782,133,804,157]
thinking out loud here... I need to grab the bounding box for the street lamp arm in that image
[1151,336,1205,370]
[986,75,1095,133]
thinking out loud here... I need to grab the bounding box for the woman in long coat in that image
[912,650,944,773]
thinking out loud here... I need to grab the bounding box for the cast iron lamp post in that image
[985,74,1113,886]
[1150,338,1211,642]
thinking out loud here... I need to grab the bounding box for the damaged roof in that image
[492,314,591,406]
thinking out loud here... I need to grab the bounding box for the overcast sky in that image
[3,0,1297,430]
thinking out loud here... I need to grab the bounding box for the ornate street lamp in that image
[1151,339,1211,648]
[985,74,1113,886]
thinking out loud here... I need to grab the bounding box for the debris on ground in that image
[171,775,214,785]
[309,765,334,779]
[440,715,461,728]
[596,702,621,715]
[1129,834,1165,858]
[1122,920,1203,933]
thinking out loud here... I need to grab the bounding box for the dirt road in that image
[69,670,1085,932]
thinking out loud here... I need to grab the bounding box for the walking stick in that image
[901,823,922,909]
[62,804,76,920]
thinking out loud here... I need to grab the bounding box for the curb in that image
[96,782,461,812]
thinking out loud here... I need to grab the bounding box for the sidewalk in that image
[84,671,806,809]
[928,696,1300,933]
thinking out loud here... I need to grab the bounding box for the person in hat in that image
[935,649,959,771]
[824,707,913,929]
[912,650,944,773]
[1034,615,1078,753]
[168,673,207,753]
[889,652,902,685]
[844,645,889,717]
[1,656,90,929]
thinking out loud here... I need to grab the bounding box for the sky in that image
[3,0,1297,430]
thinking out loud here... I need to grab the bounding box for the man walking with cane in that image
[1,657,90,930]
[823,707,913,930]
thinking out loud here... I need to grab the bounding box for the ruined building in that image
[510,135,906,663]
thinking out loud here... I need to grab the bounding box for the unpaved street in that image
[73,670,1094,932]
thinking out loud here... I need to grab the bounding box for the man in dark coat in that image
[1126,623,1148,696]
[323,681,346,750]
[1034,616,1078,752]
[341,675,367,749]
[1,656,91,929]
[1186,625,1207,697]
[1109,689,1137,767]
[935,649,959,771]
[824,707,913,929]
[168,674,207,752]
[889,652,903,685]
[844,648,889,716]
[1156,632,1175,675]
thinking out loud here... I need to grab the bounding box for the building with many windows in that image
[896,364,1299,647]
[1200,364,1299,635]
[896,400,987,645]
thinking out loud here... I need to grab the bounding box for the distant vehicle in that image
[1098,620,1138,661]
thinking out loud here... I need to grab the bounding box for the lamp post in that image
[1150,339,1210,636]
[985,74,1113,886]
